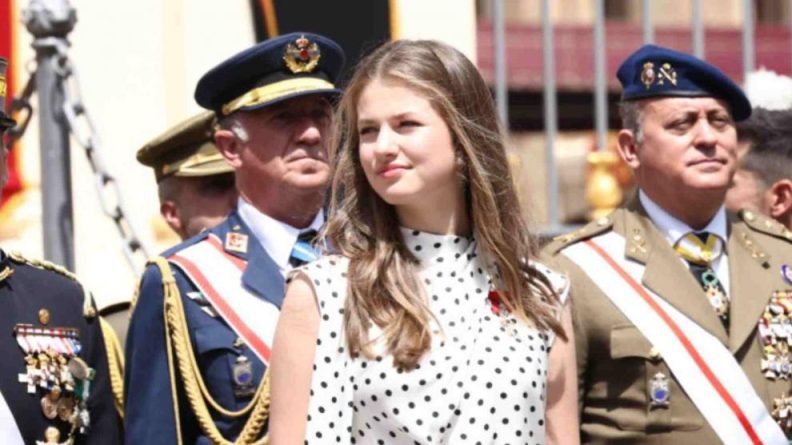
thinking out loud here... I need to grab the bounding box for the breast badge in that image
[649,372,670,408]
[759,291,792,380]
[14,324,95,443]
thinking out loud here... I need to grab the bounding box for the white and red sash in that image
[562,231,786,445]
[0,390,23,445]
[169,234,280,365]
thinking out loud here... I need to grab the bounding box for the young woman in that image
[269,40,578,444]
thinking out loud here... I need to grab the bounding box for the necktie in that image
[674,232,729,327]
[289,230,319,267]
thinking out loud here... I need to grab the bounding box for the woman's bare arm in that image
[268,274,321,444]
[545,302,580,445]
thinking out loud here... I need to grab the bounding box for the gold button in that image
[597,217,610,227]
[38,309,50,325]
[743,210,755,222]
[84,307,96,318]
[233,338,245,349]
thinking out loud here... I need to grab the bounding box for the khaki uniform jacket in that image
[543,197,792,444]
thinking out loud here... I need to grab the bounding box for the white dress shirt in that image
[236,197,324,276]
[639,190,731,295]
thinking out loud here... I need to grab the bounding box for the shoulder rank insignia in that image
[225,232,248,254]
[283,34,320,74]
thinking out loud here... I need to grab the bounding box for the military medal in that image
[13,324,95,441]
[232,355,255,397]
[759,291,792,380]
[649,372,670,408]
[772,392,792,435]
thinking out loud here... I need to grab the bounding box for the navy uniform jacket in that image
[124,210,285,444]
[0,250,121,444]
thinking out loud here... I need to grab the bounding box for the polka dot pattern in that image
[296,228,569,444]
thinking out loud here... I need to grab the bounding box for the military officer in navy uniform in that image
[124,32,345,444]
[545,45,792,443]
[0,57,121,444]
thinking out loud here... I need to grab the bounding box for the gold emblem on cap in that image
[283,35,321,74]
[38,309,50,325]
[640,62,655,89]
[0,75,6,97]
[658,63,677,86]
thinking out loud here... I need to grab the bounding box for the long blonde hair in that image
[325,40,563,369]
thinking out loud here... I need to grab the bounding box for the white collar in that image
[638,190,728,247]
[236,197,324,272]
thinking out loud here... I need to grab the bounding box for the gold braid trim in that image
[99,317,125,419]
[150,257,271,444]
[7,251,97,319]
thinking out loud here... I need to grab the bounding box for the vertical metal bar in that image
[692,0,705,58]
[593,0,607,152]
[541,0,559,228]
[743,0,755,77]
[642,0,654,44]
[493,0,509,128]
[23,0,77,270]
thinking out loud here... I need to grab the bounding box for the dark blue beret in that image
[195,32,345,116]
[617,44,751,121]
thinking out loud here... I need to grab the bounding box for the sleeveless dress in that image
[294,228,569,444]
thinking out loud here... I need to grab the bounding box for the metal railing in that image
[488,0,769,234]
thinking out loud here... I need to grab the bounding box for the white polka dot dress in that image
[295,228,569,444]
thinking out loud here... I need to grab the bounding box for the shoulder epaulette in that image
[739,210,792,243]
[545,215,614,254]
[8,251,97,319]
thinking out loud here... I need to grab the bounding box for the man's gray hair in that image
[618,100,644,145]
[218,115,250,143]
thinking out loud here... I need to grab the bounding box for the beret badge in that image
[283,35,321,74]
[641,62,655,89]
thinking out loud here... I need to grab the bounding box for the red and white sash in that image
[0,390,23,445]
[562,232,786,445]
[169,234,280,365]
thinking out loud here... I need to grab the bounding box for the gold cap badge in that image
[640,62,655,89]
[283,35,321,74]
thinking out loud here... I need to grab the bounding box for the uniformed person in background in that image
[0,57,121,444]
[136,111,238,241]
[726,107,792,230]
[124,32,345,444]
[97,111,240,414]
[545,45,792,444]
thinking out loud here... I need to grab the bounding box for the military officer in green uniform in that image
[544,45,792,444]
[0,57,121,444]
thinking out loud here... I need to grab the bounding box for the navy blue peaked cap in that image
[617,44,751,121]
[195,32,345,116]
